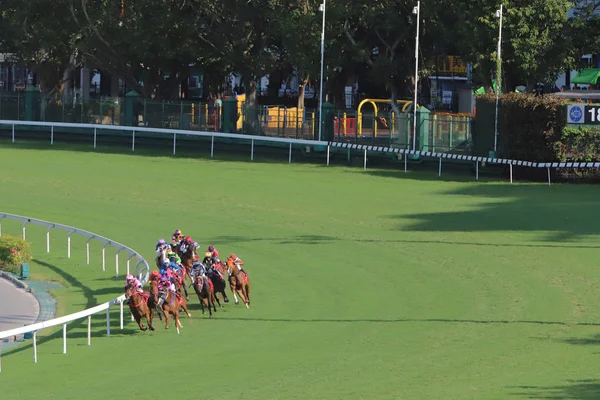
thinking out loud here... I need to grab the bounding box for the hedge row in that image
[0,235,32,274]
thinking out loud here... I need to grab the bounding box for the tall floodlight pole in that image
[318,0,326,142]
[493,4,503,153]
[412,1,420,151]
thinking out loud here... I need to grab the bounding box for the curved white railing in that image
[1,119,597,185]
[0,213,150,371]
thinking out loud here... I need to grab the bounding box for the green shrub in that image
[554,126,600,180]
[0,235,32,274]
[474,92,567,161]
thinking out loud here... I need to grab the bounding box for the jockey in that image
[206,245,221,265]
[159,276,177,294]
[166,249,182,265]
[150,270,161,282]
[191,260,207,278]
[229,254,246,274]
[171,230,184,245]
[155,238,167,252]
[126,274,144,294]
[202,251,213,266]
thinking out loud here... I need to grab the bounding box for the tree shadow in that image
[555,334,600,346]
[510,380,600,399]
[206,235,600,251]
[393,184,600,241]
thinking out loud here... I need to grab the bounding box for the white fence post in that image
[547,167,551,186]
[11,125,15,143]
[438,157,442,176]
[404,150,408,173]
[51,126,54,145]
[93,127,97,148]
[46,226,52,253]
[510,164,513,183]
[86,236,94,265]
[475,161,479,181]
[289,142,292,164]
[102,243,110,272]
[33,331,37,363]
[115,247,125,277]
[132,131,135,152]
[87,316,91,346]
[363,149,367,169]
[326,145,330,166]
[211,136,214,157]
[172,133,177,155]
[63,323,67,354]
[251,139,254,161]
[22,221,27,240]
[67,231,75,258]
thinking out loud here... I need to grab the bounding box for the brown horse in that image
[147,280,164,322]
[125,283,155,331]
[153,284,187,334]
[209,261,230,304]
[193,274,217,318]
[226,257,251,308]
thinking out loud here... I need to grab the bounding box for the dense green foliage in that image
[1,145,600,399]
[1,0,597,102]
[0,235,32,273]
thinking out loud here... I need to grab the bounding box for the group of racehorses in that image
[124,239,250,334]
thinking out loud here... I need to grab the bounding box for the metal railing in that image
[0,212,150,371]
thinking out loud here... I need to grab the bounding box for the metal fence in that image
[0,92,472,153]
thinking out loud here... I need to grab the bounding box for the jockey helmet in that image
[157,238,166,245]
[230,254,237,260]
[173,230,182,237]
[126,274,134,281]
[205,251,212,258]
[185,236,192,243]
[162,259,170,266]
[208,245,215,252]
[213,250,219,257]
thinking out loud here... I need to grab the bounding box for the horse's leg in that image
[230,282,239,304]
[245,283,251,307]
[221,282,230,303]
[163,307,170,329]
[135,313,147,331]
[180,297,192,318]
[145,309,155,331]
[214,289,222,308]
[211,290,218,312]
[182,275,190,300]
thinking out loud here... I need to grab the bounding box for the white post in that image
[363,149,367,169]
[412,1,420,151]
[326,145,330,166]
[547,167,551,186]
[106,308,110,337]
[132,131,135,152]
[102,244,109,272]
[115,251,119,277]
[318,0,326,142]
[251,139,254,161]
[63,323,67,354]
[120,300,124,330]
[493,4,503,152]
[510,163,513,183]
[476,161,479,181]
[86,237,93,265]
[93,127,97,148]
[12,125,15,143]
[46,228,51,253]
[211,136,214,157]
[67,231,74,258]
[22,223,26,240]
[51,126,54,145]
[289,142,292,164]
[438,157,442,176]
[87,316,91,346]
[33,331,37,363]
[173,133,177,155]
[404,150,408,173]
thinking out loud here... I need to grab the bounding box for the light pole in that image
[493,4,503,153]
[412,1,420,151]
[318,0,326,142]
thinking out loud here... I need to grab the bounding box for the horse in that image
[147,279,164,322]
[193,273,217,318]
[172,243,196,299]
[225,257,251,308]
[153,282,191,334]
[124,283,155,331]
[207,260,229,304]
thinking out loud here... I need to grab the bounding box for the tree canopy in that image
[0,0,594,102]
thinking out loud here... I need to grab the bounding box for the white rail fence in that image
[0,213,150,372]
[2,119,600,185]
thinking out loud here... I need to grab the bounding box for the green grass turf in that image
[1,144,600,399]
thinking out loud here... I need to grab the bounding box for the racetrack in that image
[0,278,39,332]
[0,143,600,399]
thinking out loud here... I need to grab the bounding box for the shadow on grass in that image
[2,259,131,356]
[510,379,600,399]
[389,183,600,241]
[207,234,600,250]
[556,334,600,346]
[213,316,600,327]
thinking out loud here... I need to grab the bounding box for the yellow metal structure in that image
[356,98,416,137]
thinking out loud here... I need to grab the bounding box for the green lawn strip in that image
[0,146,599,399]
